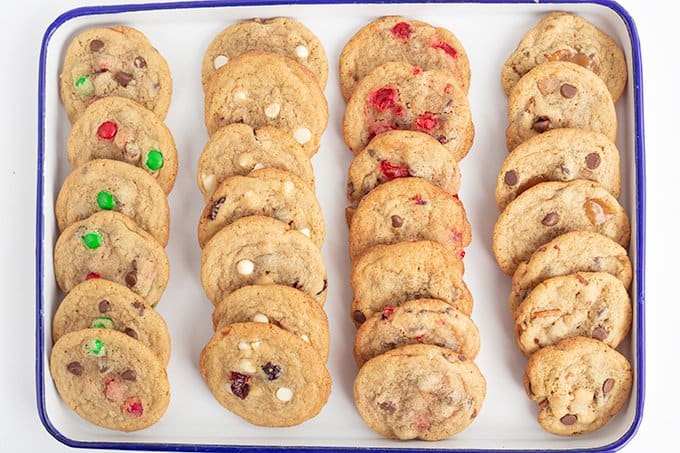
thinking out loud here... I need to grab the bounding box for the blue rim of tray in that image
[35,0,646,451]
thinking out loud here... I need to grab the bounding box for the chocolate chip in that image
[560,414,577,425]
[132,301,145,316]
[208,197,225,220]
[471,409,478,419]
[346,182,355,196]
[114,71,133,87]
[89,39,104,52]
[602,378,615,394]
[133,56,147,69]
[504,170,519,186]
[379,401,396,414]
[261,362,282,380]
[125,271,137,287]
[353,310,366,324]
[524,379,534,397]
[98,300,111,313]
[391,215,404,228]
[67,361,83,376]
[541,212,559,226]
[131,259,138,270]
[316,279,328,296]
[586,152,601,169]
[559,164,571,176]
[121,369,137,381]
[99,364,110,374]
[436,135,448,144]
[124,327,138,339]
[592,326,608,340]
[560,84,577,98]
[533,116,551,133]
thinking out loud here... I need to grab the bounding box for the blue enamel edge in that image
[35,0,645,451]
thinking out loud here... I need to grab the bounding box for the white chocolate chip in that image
[282,181,295,196]
[213,54,229,69]
[264,102,281,119]
[276,387,294,402]
[237,341,251,351]
[250,340,261,350]
[252,163,265,170]
[299,228,311,238]
[253,313,269,323]
[237,153,254,169]
[300,334,310,343]
[233,91,247,102]
[242,190,258,209]
[295,45,309,59]
[201,174,217,194]
[237,359,256,374]
[236,259,254,276]
[293,127,312,145]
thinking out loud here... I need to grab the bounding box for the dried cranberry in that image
[261,362,282,381]
[459,250,466,259]
[230,372,250,399]
[414,113,438,132]
[410,194,427,205]
[382,306,396,320]
[444,83,453,94]
[451,230,463,243]
[414,334,425,342]
[368,87,398,112]
[86,272,101,280]
[412,66,422,75]
[97,121,118,140]
[432,41,458,58]
[379,160,410,180]
[390,22,413,42]
[452,193,459,200]
[124,396,143,418]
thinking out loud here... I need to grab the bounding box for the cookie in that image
[501,12,627,102]
[523,336,632,436]
[202,17,328,89]
[510,231,633,314]
[197,168,324,248]
[212,285,329,362]
[54,211,170,306]
[201,216,327,306]
[492,180,630,275]
[55,159,170,246]
[338,16,470,101]
[353,344,485,440]
[67,96,178,193]
[50,328,170,431]
[350,241,472,327]
[203,51,328,156]
[59,26,172,123]
[197,124,315,201]
[514,272,631,356]
[506,61,616,150]
[354,299,479,367]
[349,177,471,262]
[53,279,171,366]
[347,130,461,206]
[496,129,621,210]
[199,322,331,427]
[343,61,474,158]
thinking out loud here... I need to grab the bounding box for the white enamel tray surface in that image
[38,1,643,451]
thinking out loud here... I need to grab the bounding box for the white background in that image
[0,0,676,451]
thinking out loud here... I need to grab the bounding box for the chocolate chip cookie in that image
[354,344,485,440]
[200,322,331,427]
[523,336,632,436]
[339,16,470,101]
[52,279,171,366]
[55,159,170,246]
[197,168,324,248]
[50,328,170,431]
[506,61,616,150]
[197,124,314,201]
[53,211,170,306]
[347,130,461,206]
[501,12,627,102]
[60,26,172,123]
[200,216,327,306]
[67,96,178,193]
[343,61,474,158]
[349,177,471,262]
[212,285,330,362]
[492,180,630,275]
[496,128,621,210]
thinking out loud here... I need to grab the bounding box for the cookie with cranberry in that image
[201,216,327,306]
[510,231,632,314]
[67,96,178,193]
[354,344,485,440]
[197,124,314,201]
[212,285,329,362]
[354,299,479,367]
[50,328,170,431]
[56,159,170,246]
[514,272,631,356]
[350,241,471,327]
[200,322,331,427]
[506,61,616,150]
[347,130,461,206]
[204,51,328,156]
[502,12,627,102]
[52,279,171,366]
[54,211,170,306]
[496,129,621,210]
[202,17,328,90]
[60,26,172,123]
[339,16,470,101]
[523,336,632,436]
[343,62,473,158]
[349,177,471,262]
[198,168,324,248]
[492,180,630,275]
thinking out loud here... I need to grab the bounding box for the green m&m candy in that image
[85,338,106,357]
[74,76,94,96]
[91,317,113,329]
[82,231,102,249]
[145,149,164,171]
[96,191,116,210]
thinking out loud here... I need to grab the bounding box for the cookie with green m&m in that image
[50,328,170,431]
[56,159,170,246]
[54,211,169,306]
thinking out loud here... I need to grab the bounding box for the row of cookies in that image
[493,13,633,436]
[194,18,332,427]
[338,16,485,441]
[50,26,178,431]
